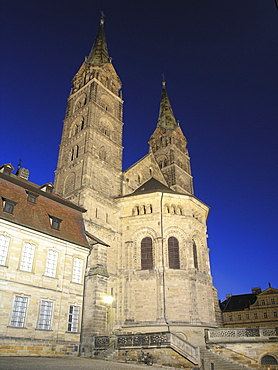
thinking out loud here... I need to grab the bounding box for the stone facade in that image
[0,164,91,356]
[221,287,278,328]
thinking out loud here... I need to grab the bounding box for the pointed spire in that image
[157,79,178,129]
[86,15,110,65]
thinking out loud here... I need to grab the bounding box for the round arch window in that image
[261,355,278,365]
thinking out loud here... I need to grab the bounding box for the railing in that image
[94,332,199,365]
[207,327,278,342]
[169,332,199,365]
[117,332,169,348]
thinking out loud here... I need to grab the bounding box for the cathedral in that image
[54,16,219,361]
[1,16,277,368]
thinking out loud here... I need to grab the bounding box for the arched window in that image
[99,147,107,161]
[168,237,180,269]
[64,173,75,195]
[193,240,198,270]
[261,355,278,365]
[141,237,153,270]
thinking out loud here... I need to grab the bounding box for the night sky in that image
[1,0,278,301]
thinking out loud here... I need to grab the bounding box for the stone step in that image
[200,347,250,370]
[94,348,117,360]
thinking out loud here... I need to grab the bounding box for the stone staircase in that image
[93,347,118,361]
[199,347,250,369]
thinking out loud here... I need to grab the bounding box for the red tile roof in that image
[0,172,90,249]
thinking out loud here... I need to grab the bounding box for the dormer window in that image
[49,216,62,231]
[26,191,38,204]
[40,183,54,194]
[2,198,17,215]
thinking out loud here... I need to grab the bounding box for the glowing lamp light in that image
[103,295,114,304]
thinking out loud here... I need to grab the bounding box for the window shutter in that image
[168,237,180,269]
[141,237,153,270]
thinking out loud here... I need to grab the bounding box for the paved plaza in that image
[0,357,175,370]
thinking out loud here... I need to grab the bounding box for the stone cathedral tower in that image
[55,17,219,365]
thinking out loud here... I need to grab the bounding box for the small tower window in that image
[193,240,198,270]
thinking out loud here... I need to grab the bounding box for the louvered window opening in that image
[168,237,180,269]
[193,241,198,270]
[141,237,153,270]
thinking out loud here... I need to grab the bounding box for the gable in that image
[259,287,278,296]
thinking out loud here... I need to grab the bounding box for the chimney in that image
[252,287,262,295]
[17,167,29,180]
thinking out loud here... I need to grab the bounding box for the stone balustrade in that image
[206,327,278,342]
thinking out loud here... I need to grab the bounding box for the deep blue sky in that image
[1,0,277,301]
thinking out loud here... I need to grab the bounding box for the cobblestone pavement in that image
[0,357,175,370]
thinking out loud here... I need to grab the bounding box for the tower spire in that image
[86,15,110,65]
[157,79,178,129]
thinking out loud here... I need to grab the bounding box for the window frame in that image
[10,295,28,328]
[20,242,35,272]
[168,236,180,269]
[49,216,62,231]
[2,198,17,215]
[45,249,58,278]
[26,191,38,204]
[193,240,198,270]
[68,305,80,332]
[141,237,153,270]
[37,300,53,330]
[0,234,10,265]
[72,257,83,284]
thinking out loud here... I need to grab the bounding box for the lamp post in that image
[103,295,114,335]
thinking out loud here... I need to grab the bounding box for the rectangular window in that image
[228,315,233,321]
[261,299,265,305]
[68,305,79,332]
[37,300,53,330]
[274,312,277,318]
[271,298,275,304]
[263,312,268,319]
[72,257,83,283]
[10,296,28,327]
[246,313,250,319]
[254,313,258,319]
[0,234,10,265]
[45,249,58,277]
[20,242,35,272]
[238,314,242,320]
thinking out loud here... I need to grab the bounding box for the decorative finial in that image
[17,159,22,170]
[100,10,105,25]
[162,74,166,87]
[15,159,22,176]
